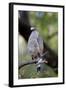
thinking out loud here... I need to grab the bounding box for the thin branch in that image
[19,51,48,69]
[19,60,37,69]
[47,32,58,39]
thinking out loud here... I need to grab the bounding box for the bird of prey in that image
[27,27,47,72]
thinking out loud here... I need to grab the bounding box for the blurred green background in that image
[18,11,58,79]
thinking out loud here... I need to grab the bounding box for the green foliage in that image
[19,63,57,79]
[29,11,58,53]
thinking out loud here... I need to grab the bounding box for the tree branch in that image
[47,32,58,39]
[19,51,48,69]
